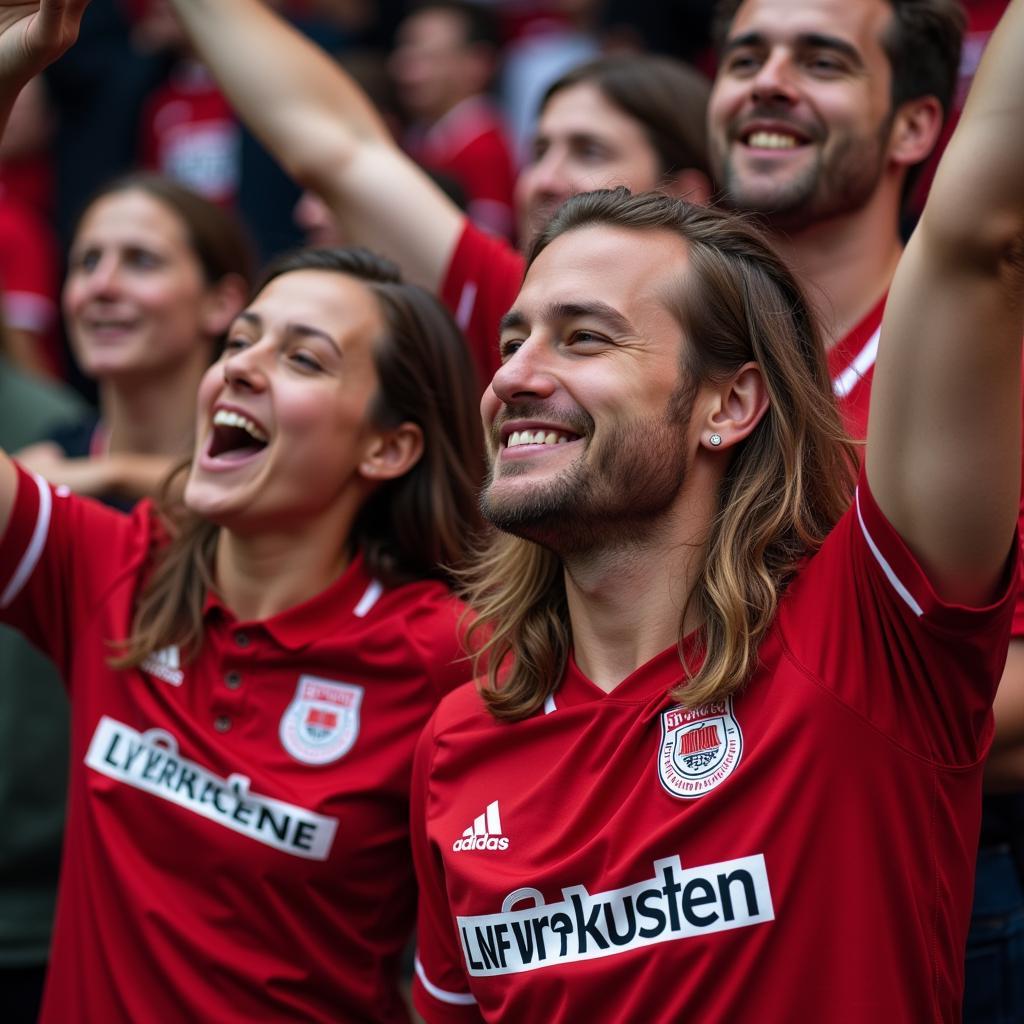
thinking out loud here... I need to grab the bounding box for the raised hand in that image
[0,0,88,90]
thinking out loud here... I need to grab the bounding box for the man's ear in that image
[698,362,769,452]
[201,273,249,338]
[358,422,425,483]
[888,95,944,168]
[663,168,714,207]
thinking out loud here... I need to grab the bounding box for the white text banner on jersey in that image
[458,854,773,976]
[85,716,338,860]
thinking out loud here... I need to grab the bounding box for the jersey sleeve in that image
[404,590,477,699]
[0,462,146,682]
[411,711,484,1023]
[439,221,525,391]
[780,472,1018,766]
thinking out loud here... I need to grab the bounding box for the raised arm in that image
[0,0,88,538]
[167,0,466,292]
[866,0,1024,605]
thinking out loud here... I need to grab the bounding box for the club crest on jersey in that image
[658,698,742,799]
[279,676,363,765]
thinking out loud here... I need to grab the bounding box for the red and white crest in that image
[279,676,363,765]
[658,698,742,799]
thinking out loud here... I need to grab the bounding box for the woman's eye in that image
[291,352,322,371]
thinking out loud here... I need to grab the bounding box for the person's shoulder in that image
[431,677,493,734]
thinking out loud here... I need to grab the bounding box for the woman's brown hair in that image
[463,189,859,720]
[114,247,485,668]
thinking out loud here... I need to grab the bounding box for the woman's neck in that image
[213,511,359,623]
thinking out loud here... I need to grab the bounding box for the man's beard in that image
[715,115,892,231]
[481,381,695,556]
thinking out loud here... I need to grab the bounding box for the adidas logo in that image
[141,646,184,687]
[452,800,509,852]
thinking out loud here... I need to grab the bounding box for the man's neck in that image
[767,189,904,346]
[562,481,716,693]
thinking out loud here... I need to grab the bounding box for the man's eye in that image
[726,52,760,73]
[499,338,524,360]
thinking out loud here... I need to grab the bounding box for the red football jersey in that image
[405,97,517,240]
[828,293,885,443]
[411,477,1016,1023]
[440,219,525,390]
[0,465,472,1023]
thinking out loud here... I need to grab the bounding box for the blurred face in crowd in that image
[515,82,665,243]
[708,0,897,229]
[390,7,484,123]
[293,190,346,249]
[63,189,220,380]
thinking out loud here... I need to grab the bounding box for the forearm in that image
[168,0,465,291]
[865,0,1024,603]
[167,0,389,187]
[921,0,1024,266]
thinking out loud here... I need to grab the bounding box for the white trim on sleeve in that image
[1,473,52,609]
[414,955,477,1006]
[454,281,478,332]
[543,693,557,715]
[832,326,881,399]
[854,485,923,618]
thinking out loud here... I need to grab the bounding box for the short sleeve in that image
[0,462,148,680]
[439,221,525,391]
[779,473,1018,766]
[411,713,483,1023]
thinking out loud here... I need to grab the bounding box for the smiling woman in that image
[17,172,252,507]
[0,233,487,1022]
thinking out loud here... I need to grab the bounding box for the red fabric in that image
[0,465,473,1024]
[139,62,239,206]
[405,97,517,239]
[411,474,1016,1023]
[828,294,885,443]
[0,190,61,374]
[440,220,525,390]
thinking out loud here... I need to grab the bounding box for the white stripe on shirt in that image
[1,473,52,609]
[855,485,923,617]
[414,955,477,1005]
[833,326,881,399]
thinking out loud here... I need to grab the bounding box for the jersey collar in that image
[553,633,704,710]
[203,550,381,651]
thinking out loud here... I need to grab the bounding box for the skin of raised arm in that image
[167,0,466,292]
[0,0,89,539]
[15,442,176,501]
[985,640,1024,790]
[866,0,1024,605]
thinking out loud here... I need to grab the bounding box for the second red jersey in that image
[0,465,473,1023]
[411,477,1017,1023]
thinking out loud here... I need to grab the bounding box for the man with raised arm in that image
[407,0,1024,1019]
[708,4,1024,1010]
[165,0,713,384]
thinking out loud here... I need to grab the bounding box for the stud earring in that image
[709,433,722,447]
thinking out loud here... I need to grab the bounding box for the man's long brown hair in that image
[463,189,858,720]
[114,247,485,669]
